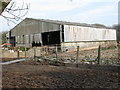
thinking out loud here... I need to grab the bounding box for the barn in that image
[7,18,116,51]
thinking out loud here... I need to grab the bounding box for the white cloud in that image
[22,0,99,19]
[0,0,118,32]
[25,0,119,15]
[26,12,47,18]
[6,0,118,18]
[76,4,117,19]
[27,0,99,12]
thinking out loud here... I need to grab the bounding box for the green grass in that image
[101,46,117,50]
[8,47,30,51]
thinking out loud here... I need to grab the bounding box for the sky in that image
[0,0,119,32]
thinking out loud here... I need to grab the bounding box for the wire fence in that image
[1,44,120,66]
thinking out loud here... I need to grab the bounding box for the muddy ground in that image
[2,60,120,88]
[1,46,120,88]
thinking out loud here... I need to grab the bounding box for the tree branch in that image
[1,0,30,25]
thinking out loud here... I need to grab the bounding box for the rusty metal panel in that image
[64,25,116,42]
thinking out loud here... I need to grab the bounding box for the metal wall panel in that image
[30,34,34,44]
[64,25,116,42]
[11,19,43,46]
[34,33,42,43]
[11,18,61,37]
[15,36,18,43]
[10,18,116,48]
[17,36,20,43]
[20,35,23,44]
[25,35,29,44]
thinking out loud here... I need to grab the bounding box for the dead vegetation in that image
[1,44,120,65]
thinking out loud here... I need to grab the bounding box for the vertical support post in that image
[46,46,48,56]
[25,47,27,58]
[55,44,58,60]
[40,47,41,56]
[44,47,47,57]
[17,47,20,58]
[76,46,79,67]
[97,45,101,65]
[34,47,36,58]
[106,60,109,65]
[47,46,49,56]
[43,46,45,58]
[118,42,120,60]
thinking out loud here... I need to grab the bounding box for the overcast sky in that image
[0,0,119,32]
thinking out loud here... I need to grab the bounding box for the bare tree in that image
[1,0,30,25]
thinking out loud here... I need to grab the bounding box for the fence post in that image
[106,60,109,65]
[43,46,45,58]
[34,47,36,58]
[97,45,101,65]
[44,47,47,57]
[47,46,49,56]
[46,46,49,56]
[40,47,41,56]
[25,47,27,58]
[17,47,20,58]
[76,46,79,67]
[118,42,120,60]
[55,44,58,60]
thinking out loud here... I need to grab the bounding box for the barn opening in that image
[10,36,16,47]
[42,31,60,45]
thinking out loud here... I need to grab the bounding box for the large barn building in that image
[7,18,116,51]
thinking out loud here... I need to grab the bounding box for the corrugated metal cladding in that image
[9,18,117,48]
[64,25,116,42]
[11,18,61,36]
[10,18,61,46]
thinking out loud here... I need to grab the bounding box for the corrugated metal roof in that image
[26,18,111,29]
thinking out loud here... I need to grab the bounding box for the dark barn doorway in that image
[10,36,16,47]
[42,31,60,45]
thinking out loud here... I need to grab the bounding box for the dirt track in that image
[2,60,119,88]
